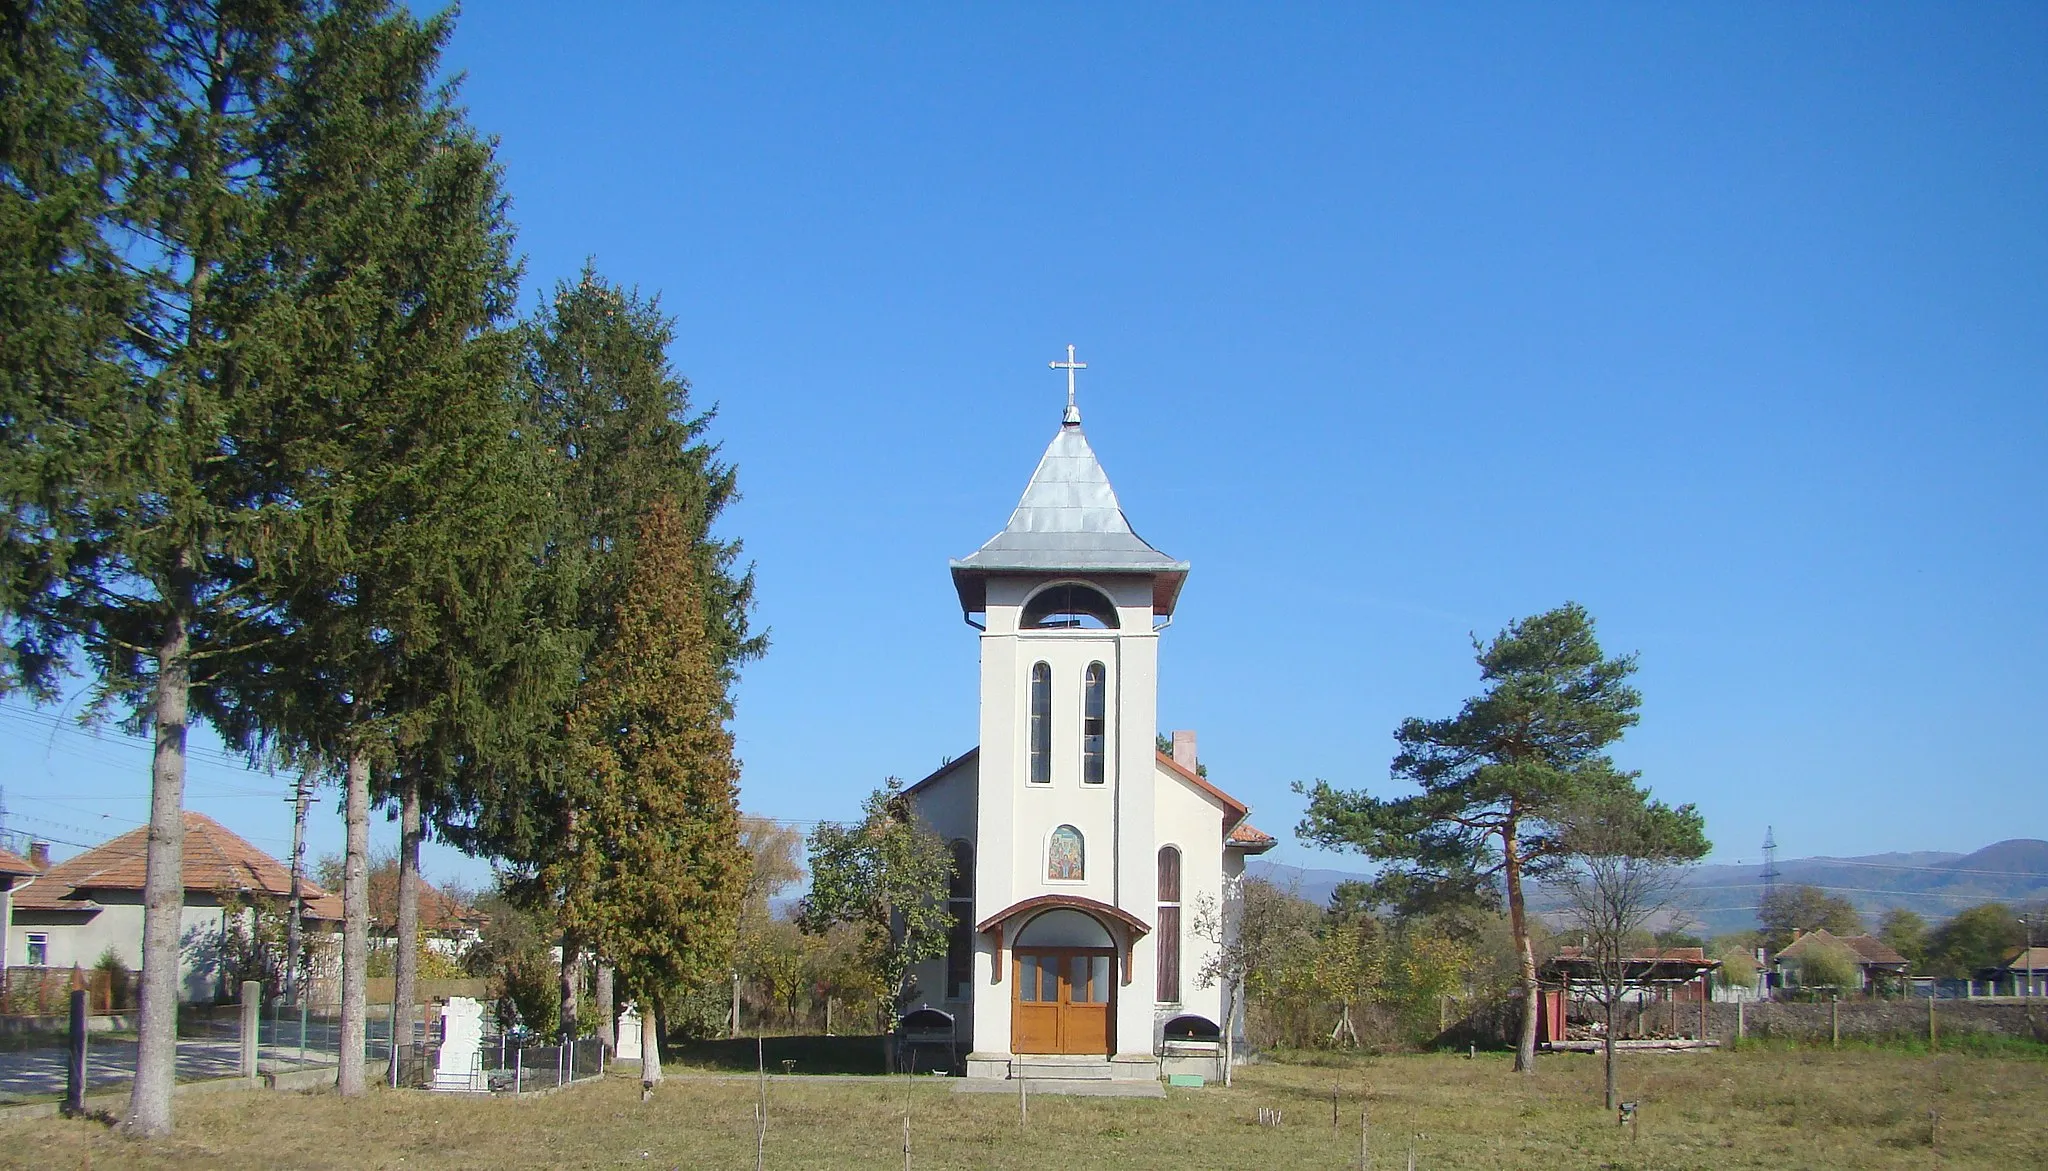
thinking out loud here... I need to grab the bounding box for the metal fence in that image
[0,997,604,1103]
[479,1034,607,1094]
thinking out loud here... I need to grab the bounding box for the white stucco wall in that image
[967,573,1167,1060]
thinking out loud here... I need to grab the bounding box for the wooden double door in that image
[1012,948,1114,1055]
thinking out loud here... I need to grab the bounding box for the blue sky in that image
[4,3,2043,896]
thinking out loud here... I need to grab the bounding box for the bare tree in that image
[1554,798,1706,1110]
[1193,877,1318,1086]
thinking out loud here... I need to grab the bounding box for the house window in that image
[1156,847,1181,1002]
[1082,662,1106,785]
[1028,662,1051,784]
[25,933,47,967]
[946,840,974,999]
[1048,825,1084,881]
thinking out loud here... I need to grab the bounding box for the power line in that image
[1757,855,2048,880]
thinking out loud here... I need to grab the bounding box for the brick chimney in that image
[27,842,49,870]
[1171,730,1197,773]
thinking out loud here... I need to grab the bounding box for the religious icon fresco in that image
[1048,825,1085,881]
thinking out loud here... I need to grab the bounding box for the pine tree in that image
[1297,603,1703,1077]
[551,500,748,1085]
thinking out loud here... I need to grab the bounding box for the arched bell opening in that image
[1021,581,1120,630]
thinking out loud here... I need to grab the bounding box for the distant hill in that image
[1250,839,2048,938]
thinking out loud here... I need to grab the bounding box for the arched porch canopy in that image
[976,894,1150,986]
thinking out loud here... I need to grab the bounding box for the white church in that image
[902,349,1274,1081]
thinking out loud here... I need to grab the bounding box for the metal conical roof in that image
[950,419,1189,615]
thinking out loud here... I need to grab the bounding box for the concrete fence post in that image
[241,980,262,1083]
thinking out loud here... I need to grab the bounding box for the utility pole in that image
[2020,913,2036,1008]
[285,759,317,1006]
[1759,827,1780,923]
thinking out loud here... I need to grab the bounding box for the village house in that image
[1974,945,2048,998]
[6,812,330,1005]
[902,356,1274,1082]
[303,872,486,964]
[1768,929,1909,996]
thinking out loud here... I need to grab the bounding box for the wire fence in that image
[0,998,607,1103]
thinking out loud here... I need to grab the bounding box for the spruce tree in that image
[551,499,748,1084]
[195,1,532,1097]
[442,270,763,1033]
[2,1,339,1134]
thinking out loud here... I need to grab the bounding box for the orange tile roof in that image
[303,892,345,923]
[0,847,39,876]
[298,876,482,933]
[365,871,484,933]
[1228,822,1277,848]
[1840,933,1909,966]
[13,812,323,911]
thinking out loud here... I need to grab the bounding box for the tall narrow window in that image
[1156,846,1182,1003]
[1028,662,1051,783]
[946,840,974,999]
[1082,662,1107,785]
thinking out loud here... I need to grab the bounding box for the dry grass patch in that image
[0,1047,2042,1169]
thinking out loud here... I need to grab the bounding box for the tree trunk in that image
[337,748,371,1096]
[1603,1000,1617,1110]
[595,965,616,1052]
[644,995,666,1086]
[558,931,581,1041]
[1222,978,1236,1087]
[1502,822,1539,1076]
[387,775,422,1087]
[121,594,191,1138]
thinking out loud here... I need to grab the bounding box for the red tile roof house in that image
[1768,929,1909,997]
[297,875,485,1003]
[7,812,332,1005]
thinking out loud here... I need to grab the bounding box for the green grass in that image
[2,1046,2044,1168]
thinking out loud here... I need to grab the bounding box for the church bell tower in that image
[948,347,1189,1063]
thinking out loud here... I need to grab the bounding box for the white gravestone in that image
[615,1004,642,1061]
[433,997,486,1092]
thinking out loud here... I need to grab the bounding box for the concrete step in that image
[1011,1058,1113,1080]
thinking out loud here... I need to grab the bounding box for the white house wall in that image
[1152,759,1232,1039]
[12,890,264,1004]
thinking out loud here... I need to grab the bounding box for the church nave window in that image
[1082,662,1107,784]
[946,840,974,999]
[1156,846,1182,1003]
[1048,825,1085,881]
[1028,662,1052,783]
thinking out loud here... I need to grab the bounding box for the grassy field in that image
[2,1045,2043,1169]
